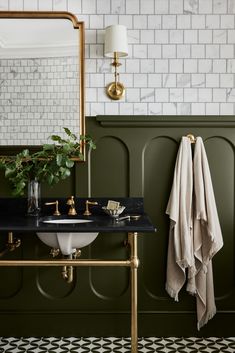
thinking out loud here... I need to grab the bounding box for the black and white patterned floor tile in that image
[0,337,235,352]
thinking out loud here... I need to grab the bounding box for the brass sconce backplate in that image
[106,81,125,100]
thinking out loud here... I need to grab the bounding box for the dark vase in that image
[27,179,41,216]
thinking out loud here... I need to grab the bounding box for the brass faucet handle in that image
[67,196,77,216]
[83,200,98,216]
[45,200,61,216]
[66,195,75,206]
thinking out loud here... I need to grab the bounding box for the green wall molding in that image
[0,115,235,336]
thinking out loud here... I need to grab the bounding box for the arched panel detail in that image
[0,267,23,299]
[142,136,178,300]
[89,136,129,197]
[89,232,130,300]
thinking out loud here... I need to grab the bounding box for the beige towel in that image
[165,137,194,301]
[190,137,223,330]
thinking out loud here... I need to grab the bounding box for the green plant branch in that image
[0,128,96,196]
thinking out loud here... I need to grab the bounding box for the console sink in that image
[37,218,98,255]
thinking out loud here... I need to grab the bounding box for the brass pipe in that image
[62,265,74,283]
[128,232,139,353]
[8,232,13,244]
[0,259,131,267]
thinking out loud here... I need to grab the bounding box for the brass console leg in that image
[128,232,139,353]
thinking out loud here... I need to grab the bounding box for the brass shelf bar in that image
[0,259,131,267]
[0,232,139,353]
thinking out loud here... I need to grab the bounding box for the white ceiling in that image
[0,19,79,58]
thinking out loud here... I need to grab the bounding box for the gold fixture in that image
[187,133,197,144]
[0,232,21,257]
[62,264,73,283]
[0,232,139,353]
[66,196,77,216]
[0,11,86,160]
[104,25,128,100]
[45,200,61,216]
[62,250,81,283]
[50,248,60,258]
[83,200,98,216]
[106,52,125,100]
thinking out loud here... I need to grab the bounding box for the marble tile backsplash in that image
[0,57,78,145]
[1,0,235,118]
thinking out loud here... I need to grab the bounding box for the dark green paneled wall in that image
[0,116,235,337]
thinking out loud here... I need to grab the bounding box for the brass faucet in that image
[83,200,98,216]
[66,196,77,216]
[45,200,61,216]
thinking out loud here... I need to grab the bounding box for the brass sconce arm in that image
[104,24,128,100]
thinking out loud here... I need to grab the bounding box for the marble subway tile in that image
[169,59,183,73]
[67,0,81,13]
[213,88,227,102]
[177,15,191,29]
[155,0,169,14]
[9,0,23,10]
[184,0,199,14]
[184,88,198,102]
[53,0,68,10]
[162,102,177,114]
[191,73,206,87]
[140,0,154,14]
[213,0,227,14]
[213,29,227,43]
[170,88,183,102]
[162,15,177,29]
[140,88,155,102]
[133,102,148,114]
[148,102,162,114]
[82,0,96,13]
[199,0,212,14]
[148,15,161,29]
[126,0,140,14]
[134,73,148,87]
[105,102,120,115]
[177,102,191,114]
[24,0,38,10]
[155,30,169,43]
[120,102,134,114]
[191,102,206,114]
[205,14,220,28]
[206,102,220,114]
[169,0,184,14]
[111,0,125,14]
[192,15,206,28]
[221,14,234,28]
[220,103,234,114]
[147,45,162,59]
[220,74,234,87]
[198,88,213,101]
[177,73,191,87]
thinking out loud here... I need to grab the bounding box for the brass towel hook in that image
[186,134,196,144]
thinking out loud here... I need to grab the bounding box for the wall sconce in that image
[104,24,128,100]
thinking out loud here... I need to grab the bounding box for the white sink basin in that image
[37,218,98,255]
[43,219,93,224]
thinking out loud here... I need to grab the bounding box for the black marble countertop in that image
[0,197,156,234]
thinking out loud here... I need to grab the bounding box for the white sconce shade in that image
[104,25,128,58]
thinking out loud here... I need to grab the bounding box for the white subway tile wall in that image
[1,0,235,118]
[0,57,79,145]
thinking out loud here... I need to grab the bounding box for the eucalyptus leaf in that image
[0,127,96,196]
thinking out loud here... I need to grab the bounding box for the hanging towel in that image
[189,136,223,330]
[165,137,194,301]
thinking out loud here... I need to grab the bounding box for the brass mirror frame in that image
[0,11,85,160]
